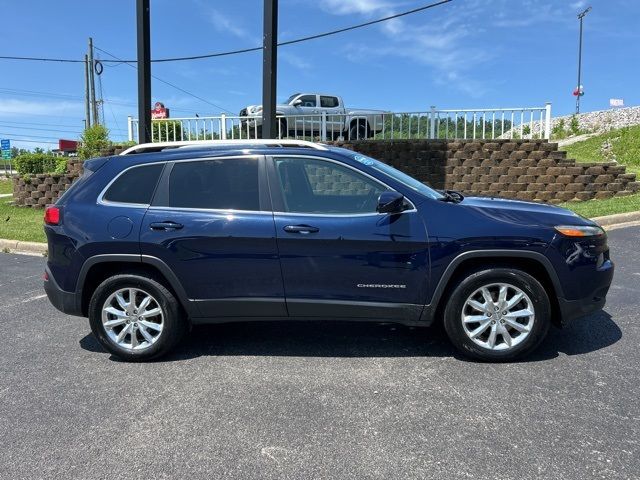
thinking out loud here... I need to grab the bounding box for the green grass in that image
[561,192,640,218]
[0,179,12,195]
[563,125,640,176]
[0,197,46,243]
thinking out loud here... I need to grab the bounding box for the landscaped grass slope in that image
[0,179,12,195]
[563,125,640,176]
[0,196,46,243]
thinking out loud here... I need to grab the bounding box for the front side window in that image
[297,95,317,107]
[168,158,260,211]
[103,163,163,205]
[273,157,388,214]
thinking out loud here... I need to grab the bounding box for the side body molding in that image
[419,249,564,325]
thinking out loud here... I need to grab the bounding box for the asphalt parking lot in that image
[0,226,638,480]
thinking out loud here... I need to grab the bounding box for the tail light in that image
[44,206,61,225]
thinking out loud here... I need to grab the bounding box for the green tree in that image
[78,124,111,160]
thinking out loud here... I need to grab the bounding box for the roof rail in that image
[119,139,328,155]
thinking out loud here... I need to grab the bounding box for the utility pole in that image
[136,0,152,144]
[88,37,98,125]
[261,0,278,139]
[84,54,91,130]
[575,6,591,114]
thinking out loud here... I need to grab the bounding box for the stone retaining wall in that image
[10,140,639,207]
[332,139,639,203]
[12,173,78,207]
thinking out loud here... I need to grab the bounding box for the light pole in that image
[575,6,591,114]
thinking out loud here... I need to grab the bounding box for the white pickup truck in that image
[240,93,385,140]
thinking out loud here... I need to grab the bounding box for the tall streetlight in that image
[575,6,592,114]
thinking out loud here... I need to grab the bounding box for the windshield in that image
[282,93,301,104]
[348,152,444,200]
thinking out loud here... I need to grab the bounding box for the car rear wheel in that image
[443,268,551,361]
[349,122,368,140]
[88,274,186,361]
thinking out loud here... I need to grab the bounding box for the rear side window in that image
[103,163,163,205]
[320,96,339,108]
[168,158,260,211]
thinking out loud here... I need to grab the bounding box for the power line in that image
[0,123,83,134]
[151,0,453,62]
[0,119,84,128]
[94,45,235,114]
[0,132,66,140]
[2,138,59,144]
[0,1,452,64]
[0,86,199,117]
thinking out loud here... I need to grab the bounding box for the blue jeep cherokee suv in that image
[43,140,614,362]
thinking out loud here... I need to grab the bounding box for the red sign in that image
[151,102,170,119]
[58,139,78,152]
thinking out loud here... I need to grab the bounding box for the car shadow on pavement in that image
[78,310,621,363]
[527,310,621,362]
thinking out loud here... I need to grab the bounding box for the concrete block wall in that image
[12,174,78,207]
[332,139,639,203]
[10,140,639,207]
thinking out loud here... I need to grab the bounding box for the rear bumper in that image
[556,259,614,327]
[44,266,83,317]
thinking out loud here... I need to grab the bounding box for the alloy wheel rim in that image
[101,287,164,351]
[461,282,535,351]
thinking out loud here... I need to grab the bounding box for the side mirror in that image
[292,99,303,107]
[377,191,405,214]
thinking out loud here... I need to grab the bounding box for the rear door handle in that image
[283,225,319,234]
[150,221,184,231]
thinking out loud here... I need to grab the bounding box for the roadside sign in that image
[1,139,10,160]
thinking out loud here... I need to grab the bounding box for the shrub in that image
[552,118,567,140]
[152,121,183,142]
[14,153,67,175]
[569,115,581,136]
[78,124,111,160]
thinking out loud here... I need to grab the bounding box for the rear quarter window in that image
[103,163,164,205]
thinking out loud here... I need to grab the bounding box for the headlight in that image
[554,225,605,237]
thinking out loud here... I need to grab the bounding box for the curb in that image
[0,239,47,256]
[0,212,638,256]
[592,211,640,227]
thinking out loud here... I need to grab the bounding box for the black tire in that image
[349,122,368,140]
[88,274,187,361]
[443,267,551,362]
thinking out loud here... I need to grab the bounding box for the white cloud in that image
[571,0,588,9]
[319,0,391,16]
[209,9,246,38]
[0,99,82,117]
[280,51,312,70]
[317,0,581,97]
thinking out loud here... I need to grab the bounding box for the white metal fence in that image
[128,103,551,143]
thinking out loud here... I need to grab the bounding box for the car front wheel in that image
[443,268,551,361]
[88,274,186,361]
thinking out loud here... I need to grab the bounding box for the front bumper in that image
[44,266,83,317]
[556,259,614,327]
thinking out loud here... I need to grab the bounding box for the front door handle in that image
[150,221,184,231]
[283,225,319,234]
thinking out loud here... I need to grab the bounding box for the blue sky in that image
[0,0,638,149]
